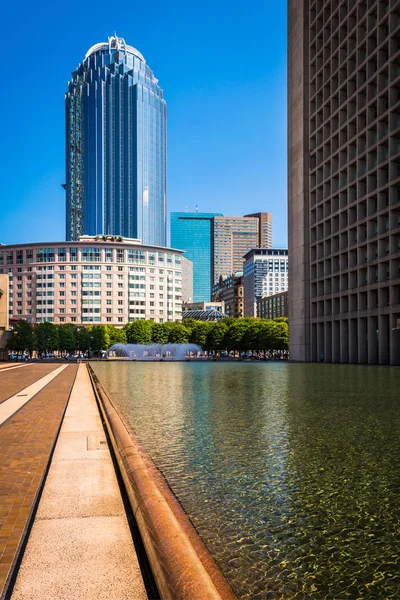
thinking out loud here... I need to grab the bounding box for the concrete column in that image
[349,318,358,364]
[318,322,324,361]
[390,314,400,366]
[358,317,368,364]
[332,320,340,363]
[378,314,390,365]
[368,316,378,364]
[340,320,349,363]
[311,323,318,362]
[324,321,332,362]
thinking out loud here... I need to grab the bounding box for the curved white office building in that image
[0,237,192,325]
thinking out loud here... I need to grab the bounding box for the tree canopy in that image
[6,317,289,355]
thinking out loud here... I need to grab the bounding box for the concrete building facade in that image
[182,301,225,312]
[212,272,244,319]
[243,249,288,317]
[288,0,400,365]
[212,214,273,284]
[0,274,11,360]
[257,291,289,320]
[244,212,273,247]
[0,238,191,325]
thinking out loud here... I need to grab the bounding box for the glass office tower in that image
[171,212,222,302]
[66,34,167,245]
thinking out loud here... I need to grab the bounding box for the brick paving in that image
[0,365,77,598]
[0,365,60,405]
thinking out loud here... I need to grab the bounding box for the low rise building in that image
[182,301,224,313]
[182,309,227,322]
[0,237,192,325]
[243,249,288,317]
[212,272,244,319]
[257,291,288,320]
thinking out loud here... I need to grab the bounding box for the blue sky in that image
[0,0,287,247]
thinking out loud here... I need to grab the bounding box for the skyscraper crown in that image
[84,33,145,63]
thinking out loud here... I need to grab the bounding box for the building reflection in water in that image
[93,362,400,600]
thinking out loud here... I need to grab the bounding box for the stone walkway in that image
[10,364,147,600]
[0,364,77,598]
[0,364,59,404]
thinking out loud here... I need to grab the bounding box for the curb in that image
[87,364,238,600]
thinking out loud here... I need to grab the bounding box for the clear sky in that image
[0,0,287,247]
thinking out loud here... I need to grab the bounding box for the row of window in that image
[0,248,182,266]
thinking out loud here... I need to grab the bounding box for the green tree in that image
[240,319,261,354]
[107,325,127,346]
[89,325,110,354]
[77,327,91,353]
[35,322,59,354]
[189,322,210,349]
[168,322,190,344]
[151,323,170,344]
[205,322,228,354]
[223,319,247,355]
[58,324,77,353]
[124,320,153,344]
[6,320,34,355]
[274,316,288,324]
[258,320,274,353]
[271,321,289,351]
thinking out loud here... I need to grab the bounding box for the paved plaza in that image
[0,363,147,600]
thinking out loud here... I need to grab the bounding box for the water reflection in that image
[92,362,400,599]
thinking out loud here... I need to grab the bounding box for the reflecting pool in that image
[91,362,400,599]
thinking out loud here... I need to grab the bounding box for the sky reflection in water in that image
[92,362,400,599]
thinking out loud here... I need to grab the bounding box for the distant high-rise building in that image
[288,1,400,365]
[244,212,273,247]
[66,34,167,245]
[170,212,222,302]
[243,249,288,317]
[212,214,272,284]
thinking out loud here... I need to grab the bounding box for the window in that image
[128,250,145,264]
[37,248,55,263]
[82,247,101,262]
[116,249,124,263]
[70,248,77,262]
[105,249,113,262]
[58,248,66,262]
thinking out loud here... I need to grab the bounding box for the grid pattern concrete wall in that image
[289,0,400,365]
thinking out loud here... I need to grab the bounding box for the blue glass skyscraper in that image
[66,34,167,245]
[171,212,222,302]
